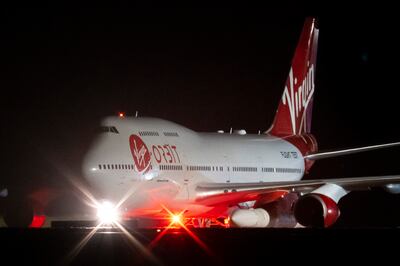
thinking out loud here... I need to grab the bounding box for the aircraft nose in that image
[82,152,99,183]
[82,137,104,183]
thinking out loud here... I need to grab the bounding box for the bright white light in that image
[171,214,182,224]
[97,201,119,225]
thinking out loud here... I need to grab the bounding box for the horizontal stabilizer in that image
[304,142,400,160]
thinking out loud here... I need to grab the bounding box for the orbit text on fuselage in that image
[151,144,181,164]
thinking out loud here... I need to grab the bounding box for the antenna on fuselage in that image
[229,127,233,134]
[135,111,139,118]
[258,130,261,135]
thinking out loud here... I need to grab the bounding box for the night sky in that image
[2,6,400,226]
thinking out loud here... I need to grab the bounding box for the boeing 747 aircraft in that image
[2,17,400,228]
[79,17,400,228]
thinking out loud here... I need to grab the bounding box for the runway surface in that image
[0,227,398,265]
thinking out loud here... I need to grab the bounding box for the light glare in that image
[171,214,182,225]
[97,201,119,225]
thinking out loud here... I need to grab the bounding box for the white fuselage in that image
[83,116,304,214]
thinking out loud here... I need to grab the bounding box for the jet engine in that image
[1,188,48,228]
[383,184,400,194]
[2,198,34,227]
[294,183,348,227]
[293,193,339,227]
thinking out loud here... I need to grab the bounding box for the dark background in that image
[1,5,400,226]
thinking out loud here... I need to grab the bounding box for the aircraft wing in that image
[195,175,400,206]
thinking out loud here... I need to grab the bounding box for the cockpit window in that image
[100,126,119,134]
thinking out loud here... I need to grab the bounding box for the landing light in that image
[171,214,182,225]
[96,201,119,225]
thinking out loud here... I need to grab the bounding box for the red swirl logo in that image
[129,134,151,173]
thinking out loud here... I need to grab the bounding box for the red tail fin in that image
[269,17,319,137]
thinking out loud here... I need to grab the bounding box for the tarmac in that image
[0,226,398,265]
